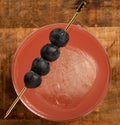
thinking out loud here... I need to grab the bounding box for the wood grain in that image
[0,0,120,124]
[0,120,120,125]
[0,0,120,28]
[0,27,120,125]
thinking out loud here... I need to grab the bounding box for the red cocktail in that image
[12,23,110,121]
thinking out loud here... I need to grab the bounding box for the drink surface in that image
[12,23,110,121]
[39,46,98,109]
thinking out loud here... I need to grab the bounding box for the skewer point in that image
[4,87,27,119]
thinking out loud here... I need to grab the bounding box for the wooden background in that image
[0,0,120,125]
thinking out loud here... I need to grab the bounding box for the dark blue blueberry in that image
[24,71,42,88]
[41,44,60,62]
[49,28,69,47]
[31,57,50,76]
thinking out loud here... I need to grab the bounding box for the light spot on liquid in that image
[57,84,61,89]
[55,99,60,105]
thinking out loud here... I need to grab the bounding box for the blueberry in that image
[41,44,60,61]
[24,71,42,88]
[49,28,69,47]
[31,57,50,75]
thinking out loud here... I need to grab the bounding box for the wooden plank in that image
[0,120,120,125]
[0,27,120,124]
[0,0,120,28]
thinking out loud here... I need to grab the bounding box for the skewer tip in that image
[3,87,27,119]
[4,115,7,119]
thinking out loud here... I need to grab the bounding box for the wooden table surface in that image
[0,0,120,125]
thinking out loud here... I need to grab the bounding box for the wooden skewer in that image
[4,0,86,119]
[4,87,27,119]
[65,0,86,31]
